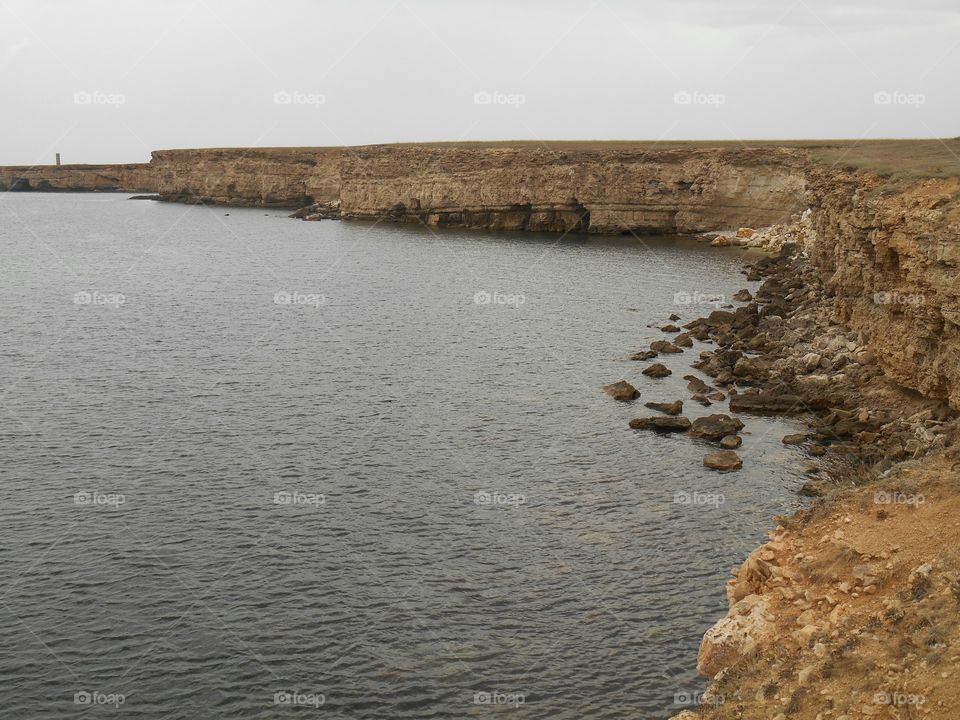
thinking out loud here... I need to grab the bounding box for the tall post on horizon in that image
[56,152,61,166]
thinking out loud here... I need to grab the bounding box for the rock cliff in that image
[0,163,156,193]
[143,144,808,233]
[803,169,960,410]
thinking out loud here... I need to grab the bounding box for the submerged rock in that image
[689,414,745,441]
[629,416,692,432]
[720,435,743,449]
[602,380,639,402]
[703,450,743,471]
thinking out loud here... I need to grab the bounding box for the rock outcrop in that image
[0,163,155,192]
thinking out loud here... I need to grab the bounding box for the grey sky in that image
[1,0,957,164]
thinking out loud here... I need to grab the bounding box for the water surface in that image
[0,193,808,718]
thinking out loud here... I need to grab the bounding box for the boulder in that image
[631,350,658,361]
[706,310,737,327]
[661,324,681,333]
[685,375,711,393]
[736,227,757,239]
[733,288,753,302]
[689,414,745,441]
[644,400,683,415]
[642,363,672,378]
[704,450,743,471]
[602,380,639,402]
[629,416,692,432]
[720,435,742,449]
[650,340,683,354]
[782,433,807,445]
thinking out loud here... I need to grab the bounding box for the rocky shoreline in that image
[608,220,960,719]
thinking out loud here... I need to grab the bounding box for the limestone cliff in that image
[803,170,960,410]
[146,144,808,233]
[0,163,155,193]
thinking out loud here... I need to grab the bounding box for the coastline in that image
[626,221,959,717]
[3,141,959,715]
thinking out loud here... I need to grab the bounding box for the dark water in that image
[0,193,808,719]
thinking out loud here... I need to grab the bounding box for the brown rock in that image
[642,363,672,378]
[704,450,743,471]
[602,380,639,402]
[644,400,683,415]
[733,288,753,302]
[650,340,683,354]
[689,414,745,441]
[629,416,692,432]
[736,227,757,239]
[782,433,807,445]
[720,435,742,449]
[661,324,681,333]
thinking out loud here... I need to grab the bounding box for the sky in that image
[1,0,958,164]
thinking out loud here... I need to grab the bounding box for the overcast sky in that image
[1,0,958,164]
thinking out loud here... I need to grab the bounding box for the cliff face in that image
[147,144,808,233]
[803,170,960,410]
[333,145,808,234]
[151,148,340,207]
[0,163,156,193]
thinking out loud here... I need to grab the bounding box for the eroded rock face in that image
[140,144,809,230]
[804,168,960,410]
[0,164,156,192]
[697,595,773,678]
